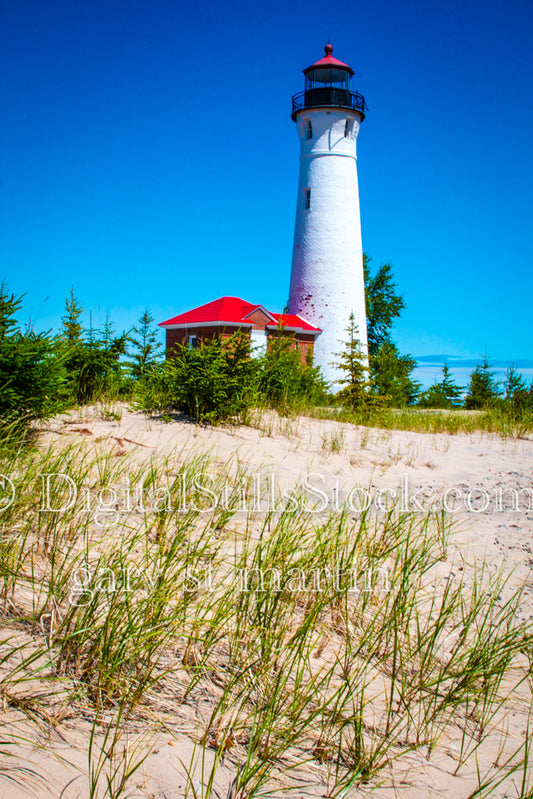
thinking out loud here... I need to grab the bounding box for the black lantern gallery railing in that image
[291,88,367,120]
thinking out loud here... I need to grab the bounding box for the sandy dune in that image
[3,406,532,798]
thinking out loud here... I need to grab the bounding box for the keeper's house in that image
[159,296,321,363]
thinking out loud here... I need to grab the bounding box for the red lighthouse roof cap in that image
[303,43,354,76]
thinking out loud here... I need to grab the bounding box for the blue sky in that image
[1,0,532,389]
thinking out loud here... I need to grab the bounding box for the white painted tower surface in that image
[288,44,368,388]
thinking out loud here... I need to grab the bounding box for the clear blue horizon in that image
[1,0,532,391]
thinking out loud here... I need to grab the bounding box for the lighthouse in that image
[288,44,368,387]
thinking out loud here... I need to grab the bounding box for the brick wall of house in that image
[166,325,250,355]
[165,325,316,366]
[295,336,315,365]
[243,308,273,331]
[266,329,316,365]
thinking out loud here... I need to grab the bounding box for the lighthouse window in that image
[344,119,354,138]
[304,189,311,210]
[305,119,313,140]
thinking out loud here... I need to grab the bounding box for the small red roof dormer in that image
[303,43,354,77]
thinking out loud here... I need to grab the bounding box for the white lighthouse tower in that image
[288,44,368,387]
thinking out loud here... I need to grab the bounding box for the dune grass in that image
[0,421,532,797]
[310,404,533,438]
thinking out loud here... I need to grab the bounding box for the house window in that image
[344,119,354,138]
[305,119,312,140]
[188,334,197,350]
[304,188,311,210]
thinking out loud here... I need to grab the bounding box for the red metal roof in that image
[159,297,321,334]
[270,313,320,332]
[160,297,255,327]
[303,43,354,76]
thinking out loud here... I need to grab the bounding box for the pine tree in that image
[61,288,84,344]
[370,341,420,406]
[58,291,129,404]
[503,365,527,401]
[419,364,463,409]
[0,284,62,427]
[333,312,370,407]
[130,308,161,378]
[258,334,327,408]
[102,313,114,347]
[162,331,257,423]
[464,357,500,409]
[0,283,21,342]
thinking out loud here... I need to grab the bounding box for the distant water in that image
[413,357,533,393]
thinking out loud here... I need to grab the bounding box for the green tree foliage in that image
[503,365,527,401]
[464,357,500,410]
[130,308,162,378]
[363,255,419,405]
[0,285,63,428]
[371,342,420,407]
[494,365,533,416]
[512,381,533,411]
[58,290,128,404]
[333,313,371,408]
[258,335,327,410]
[140,331,328,424]
[62,287,84,344]
[418,364,463,409]
[142,332,257,424]
[364,254,405,357]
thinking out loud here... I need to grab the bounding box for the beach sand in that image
[2,406,532,798]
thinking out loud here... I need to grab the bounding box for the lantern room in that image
[291,43,367,120]
[304,43,353,91]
